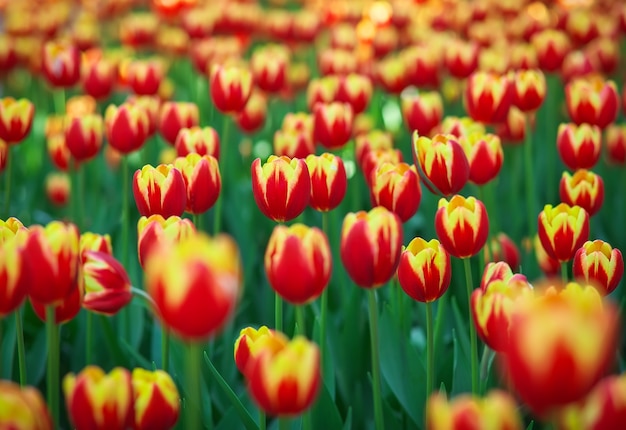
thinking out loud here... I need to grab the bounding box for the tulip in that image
[133,164,187,218]
[401,89,443,137]
[464,72,513,125]
[250,44,289,93]
[251,156,310,223]
[0,235,29,316]
[573,240,623,296]
[82,54,115,100]
[104,103,150,154]
[30,280,83,325]
[435,195,489,259]
[159,102,199,146]
[337,73,372,115]
[247,336,320,416]
[0,381,52,430]
[81,251,132,315]
[273,129,315,159]
[340,207,403,288]
[402,45,441,89]
[236,90,267,134]
[444,39,479,79]
[494,106,527,145]
[559,169,604,217]
[565,77,619,129]
[370,162,421,223]
[537,203,589,263]
[265,224,332,305]
[375,55,407,94]
[0,97,34,144]
[305,153,347,212]
[561,50,596,84]
[426,390,523,430]
[144,232,241,341]
[63,366,134,430]
[306,76,339,111]
[0,35,17,72]
[484,233,521,271]
[412,133,470,197]
[126,95,161,137]
[0,217,28,244]
[64,114,103,162]
[79,232,112,258]
[436,116,486,139]
[210,63,253,114]
[119,13,158,48]
[45,173,70,207]
[132,368,180,430]
[127,58,166,96]
[459,133,503,185]
[175,126,220,159]
[534,235,561,278]
[355,130,393,170]
[42,39,80,88]
[531,29,571,72]
[234,326,288,376]
[318,48,358,77]
[173,154,221,215]
[504,282,619,417]
[558,122,603,171]
[313,102,353,150]
[511,69,546,113]
[397,238,451,303]
[604,124,626,165]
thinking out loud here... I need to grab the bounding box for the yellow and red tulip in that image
[565,8,599,46]
[605,124,626,165]
[355,130,393,170]
[557,123,602,170]
[45,172,70,206]
[0,217,28,244]
[145,232,241,341]
[0,381,52,430]
[559,169,604,217]
[537,203,589,263]
[511,69,546,113]
[247,336,320,417]
[250,44,289,94]
[0,97,34,144]
[375,54,407,94]
[158,101,199,146]
[444,39,479,79]
[81,52,116,101]
[484,232,521,271]
[531,29,571,73]
[459,133,503,186]
[401,90,443,137]
[573,240,623,296]
[313,102,353,150]
[412,133,470,196]
[82,251,132,316]
[464,71,513,125]
[137,215,196,269]
[132,164,187,218]
[173,153,221,215]
[306,76,339,111]
[104,103,150,154]
[63,366,134,430]
[318,48,358,77]
[494,106,527,145]
[265,224,332,305]
[340,207,403,288]
[305,153,347,212]
[234,326,288,377]
[175,126,220,159]
[251,155,310,223]
[337,73,372,115]
[132,368,180,430]
[210,63,254,114]
[31,280,83,325]
[0,234,29,317]
[565,77,619,129]
[236,89,267,134]
[273,129,315,159]
[42,39,80,88]
[79,232,112,259]
[397,237,451,303]
[126,95,161,137]
[127,58,166,96]
[435,195,489,259]
[64,114,103,162]
[402,45,441,89]
[370,162,421,223]
[119,12,158,48]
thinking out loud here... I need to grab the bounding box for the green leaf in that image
[25,327,47,386]
[311,382,343,430]
[312,310,336,399]
[342,408,352,430]
[1,316,16,379]
[451,329,472,396]
[526,421,534,430]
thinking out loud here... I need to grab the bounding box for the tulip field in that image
[3,0,626,429]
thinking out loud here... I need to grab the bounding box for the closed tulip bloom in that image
[250,44,289,93]
[126,95,161,137]
[247,336,320,417]
[145,232,242,341]
[504,282,619,417]
[82,251,131,315]
[137,215,196,269]
[79,232,113,259]
[464,72,513,125]
[337,73,372,115]
[426,390,523,430]
[236,90,267,134]
[64,366,133,430]
[31,278,83,325]
[573,240,623,296]
[0,97,34,144]
[82,55,115,100]
[559,169,604,216]
[305,153,347,212]
[251,156,310,223]
[412,133,470,197]
[397,238,451,303]
[538,203,589,263]
[401,89,443,137]
[0,381,52,430]
[234,326,288,376]
[313,102,353,150]
[459,133,503,185]
[210,63,253,113]
[435,195,489,259]
[483,233,521,271]
[444,39,479,79]
[24,221,80,304]
[175,126,220,159]
[375,55,408,94]
[64,114,103,162]
[105,103,150,154]
[159,102,199,146]
[604,124,626,165]
[370,162,421,222]
[340,207,403,288]
[132,369,180,430]
[306,76,339,111]
[42,39,80,88]
[557,123,602,170]
[565,77,619,129]
[265,224,331,305]
[127,58,166,96]
[355,130,393,170]
[133,164,187,218]
[511,69,546,113]
[0,236,29,316]
[273,129,315,159]
[173,154,221,215]
[531,29,571,72]
[47,134,71,170]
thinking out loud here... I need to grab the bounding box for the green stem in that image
[425,302,434,397]
[433,293,447,361]
[53,88,66,115]
[295,305,306,335]
[463,258,479,395]
[162,328,170,372]
[46,306,59,428]
[259,411,266,430]
[367,289,384,430]
[561,261,568,284]
[278,418,290,430]
[15,307,26,386]
[524,118,536,242]
[3,146,11,218]
[131,286,157,308]
[275,292,283,332]
[203,352,259,430]
[193,213,203,232]
[86,310,93,365]
[214,116,230,235]
[186,342,205,430]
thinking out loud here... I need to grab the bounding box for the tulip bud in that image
[173,154,221,215]
[337,73,372,115]
[126,95,161,137]
[305,153,347,212]
[397,238,451,303]
[565,77,619,129]
[159,102,199,146]
[559,169,604,217]
[105,103,150,154]
[30,278,83,325]
[127,58,166,96]
[401,89,443,137]
[133,164,187,218]
[340,207,403,288]
[444,39,479,79]
[132,368,180,430]
[464,71,513,124]
[435,195,489,259]
[210,63,253,114]
[247,336,320,417]
[64,366,134,430]
[531,29,571,72]
[484,233,521,271]
[375,55,407,94]
[306,76,339,111]
[236,90,267,134]
[355,130,393,170]
[82,54,115,100]
[0,97,34,144]
[251,156,311,223]
[45,172,71,206]
[234,326,288,377]
[42,39,80,88]
[0,381,52,430]
[573,240,624,296]
[402,45,441,89]
[119,13,158,48]
[81,251,132,315]
[370,162,421,222]
[538,203,590,263]
[0,235,29,316]
[265,224,332,305]
[557,122,602,170]
[137,215,196,269]
[412,133,470,196]
[250,44,289,93]
[459,133,503,185]
[604,124,626,165]
[318,49,358,77]
[511,69,546,112]
[313,102,353,150]
[175,126,220,159]
[145,232,241,341]
[64,114,103,162]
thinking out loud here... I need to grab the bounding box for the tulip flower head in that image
[234,326,289,376]
[435,195,489,259]
[82,251,132,316]
[557,123,602,170]
[0,381,52,430]
[305,153,347,212]
[397,237,451,303]
[133,164,187,218]
[370,162,421,222]
[573,240,623,296]
[173,154,221,215]
[559,169,604,217]
[0,97,34,144]
[565,77,619,129]
[132,368,180,430]
[137,215,196,269]
[537,203,589,263]
[175,126,220,159]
